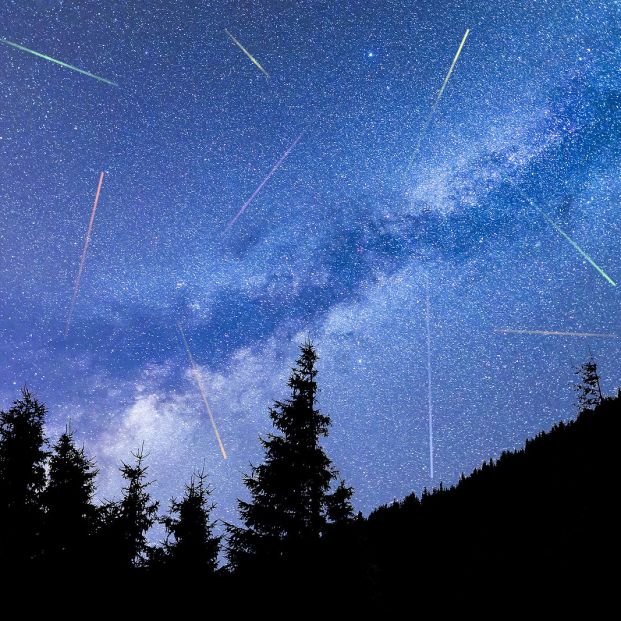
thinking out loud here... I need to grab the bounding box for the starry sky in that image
[1,0,620,526]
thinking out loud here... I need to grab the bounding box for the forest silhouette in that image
[0,342,617,607]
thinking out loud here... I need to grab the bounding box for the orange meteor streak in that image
[495,329,617,338]
[65,172,105,336]
[178,324,228,460]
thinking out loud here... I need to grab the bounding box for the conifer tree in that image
[326,479,355,525]
[228,341,348,571]
[162,469,220,573]
[575,355,603,411]
[42,427,98,566]
[0,388,48,564]
[97,445,159,570]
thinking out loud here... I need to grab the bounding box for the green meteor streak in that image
[0,38,117,86]
[225,29,269,78]
[538,208,616,286]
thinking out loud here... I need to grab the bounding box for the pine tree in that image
[42,427,98,567]
[97,445,159,570]
[575,355,603,411]
[228,341,348,571]
[0,388,48,565]
[326,479,355,525]
[161,469,220,574]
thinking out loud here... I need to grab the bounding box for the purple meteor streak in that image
[226,132,304,230]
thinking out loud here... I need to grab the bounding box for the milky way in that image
[1,0,620,527]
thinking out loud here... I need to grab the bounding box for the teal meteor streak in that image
[539,209,616,287]
[0,38,117,86]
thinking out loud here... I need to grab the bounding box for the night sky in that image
[1,0,620,526]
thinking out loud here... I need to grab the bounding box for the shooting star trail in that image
[225,29,269,78]
[226,132,304,230]
[435,28,470,105]
[407,29,470,168]
[177,324,228,460]
[0,38,117,86]
[424,273,434,481]
[495,329,617,338]
[65,172,105,337]
[538,209,617,286]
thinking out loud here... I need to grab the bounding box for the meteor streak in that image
[407,28,470,167]
[225,29,269,78]
[424,273,434,481]
[538,209,617,287]
[65,172,105,337]
[495,329,617,338]
[435,28,470,105]
[226,132,304,230]
[177,325,228,460]
[0,38,117,86]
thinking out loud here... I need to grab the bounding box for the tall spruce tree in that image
[575,355,603,411]
[0,389,48,564]
[161,469,220,573]
[42,427,98,567]
[228,341,347,571]
[97,445,159,570]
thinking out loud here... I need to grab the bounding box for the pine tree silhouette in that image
[326,479,355,525]
[0,388,48,565]
[160,469,220,574]
[97,445,159,570]
[575,355,603,411]
[41,426,98,568]
[227,340,344,572]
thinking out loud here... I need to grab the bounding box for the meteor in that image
[65,172,105,337]
[407,29,470,167]
[225,29,269,78]
[0,38,117,86]
[495,329,617,338]
[534,205,617,287]
[226,132,304,230]
[177,324,228,461]
[424,273,434,481]
[435,28,470,105]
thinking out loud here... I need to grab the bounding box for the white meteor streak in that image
[178,324,228,460]
[424,273,434,481]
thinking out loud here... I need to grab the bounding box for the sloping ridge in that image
[364,395,621,598]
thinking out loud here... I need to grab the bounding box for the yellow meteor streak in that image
[225,29,269,78]
[495,329,617,338]
[407,28,470,168]
[0,38,117,86]
[178,325,228,460]
[435,28,470,104]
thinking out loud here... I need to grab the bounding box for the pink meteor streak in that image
[226,132,304,230]
[65,172,105,336]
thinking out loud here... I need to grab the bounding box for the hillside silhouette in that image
[1,345,619,607]
[363,390,621,604]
